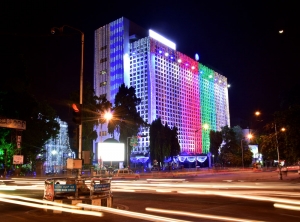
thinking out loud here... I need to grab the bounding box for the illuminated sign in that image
[94,183,110,191]
[97,142,125,161]
[249,145,258,157]
[13,155,24,164]
[54,184,76,192]
[149,29,176,50]
[0,118,26,130]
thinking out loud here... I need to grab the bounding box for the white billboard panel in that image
[249,145,258,157]
[97,142,125,162]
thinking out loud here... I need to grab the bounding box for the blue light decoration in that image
[130,157,149,163]
[109,18,125,100]
[163,157,172,163]
[174,155,208,163]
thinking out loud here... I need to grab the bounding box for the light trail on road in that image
[146,207,265,222]
[0,195,103,217]
[78,203,191,222]
[1,177,300,222]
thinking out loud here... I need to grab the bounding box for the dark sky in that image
[1,0,299,127]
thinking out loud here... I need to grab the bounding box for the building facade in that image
[93,17,230,162]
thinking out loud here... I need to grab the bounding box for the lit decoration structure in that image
[94,17,230,164]
[43,118,73,174]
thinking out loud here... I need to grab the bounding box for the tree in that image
[70,83,112,159]
[218,125,253,167]
[260,85,300,165]
[209,130,222,161]
[149,118,180,166]
[170,126,180,157]
[0,52,60,169]
[233,125,253,166]
[108,83,146,147]
[0,128,14,169]
[259,126,278,164]
[0,91,60,168]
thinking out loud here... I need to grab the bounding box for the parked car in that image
[286,164,300,171]
[112,168,140,180]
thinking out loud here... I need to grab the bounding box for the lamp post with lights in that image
[241,133,253,168]
[195,124,210,167]
[98,111,113,168]
[254,111,285,180]
[51,25,84,177]
[275,124,287,180]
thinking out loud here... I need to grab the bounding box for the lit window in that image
[100,81,107,87]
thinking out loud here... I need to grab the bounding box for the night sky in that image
[1,0,299,128]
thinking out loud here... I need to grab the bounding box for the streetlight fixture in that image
[51,25,84,178]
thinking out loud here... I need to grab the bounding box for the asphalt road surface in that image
[1,170,300,222]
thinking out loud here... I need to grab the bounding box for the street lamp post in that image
[98,111,113,169]
[241,134,252,169]
[127,137,132,168]
[195,123,210,168]
[51,25,84,178]
[241,139,244,169]
[275,123,282,180]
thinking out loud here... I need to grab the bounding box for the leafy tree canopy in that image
[260,85,300,165]
[149,118,180,165]
[217,125,253,167]
[108,83,147,144]
[70,82,112,155]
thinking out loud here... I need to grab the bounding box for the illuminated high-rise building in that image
[93,17,230,162]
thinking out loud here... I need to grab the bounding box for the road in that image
[1,170,300,221]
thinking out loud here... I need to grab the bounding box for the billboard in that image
[249,145,258,158]
[13,155,24,164]
[0,118,26,130]
[97,142,125,162]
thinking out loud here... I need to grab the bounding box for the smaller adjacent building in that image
[43,118,74,174]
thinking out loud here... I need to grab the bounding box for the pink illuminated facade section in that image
[130,37,202,153]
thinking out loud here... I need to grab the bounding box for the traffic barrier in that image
[43,177,113,213]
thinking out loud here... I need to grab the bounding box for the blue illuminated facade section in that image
[109,18,125,101]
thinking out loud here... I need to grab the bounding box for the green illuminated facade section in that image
[199,64,217,153]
